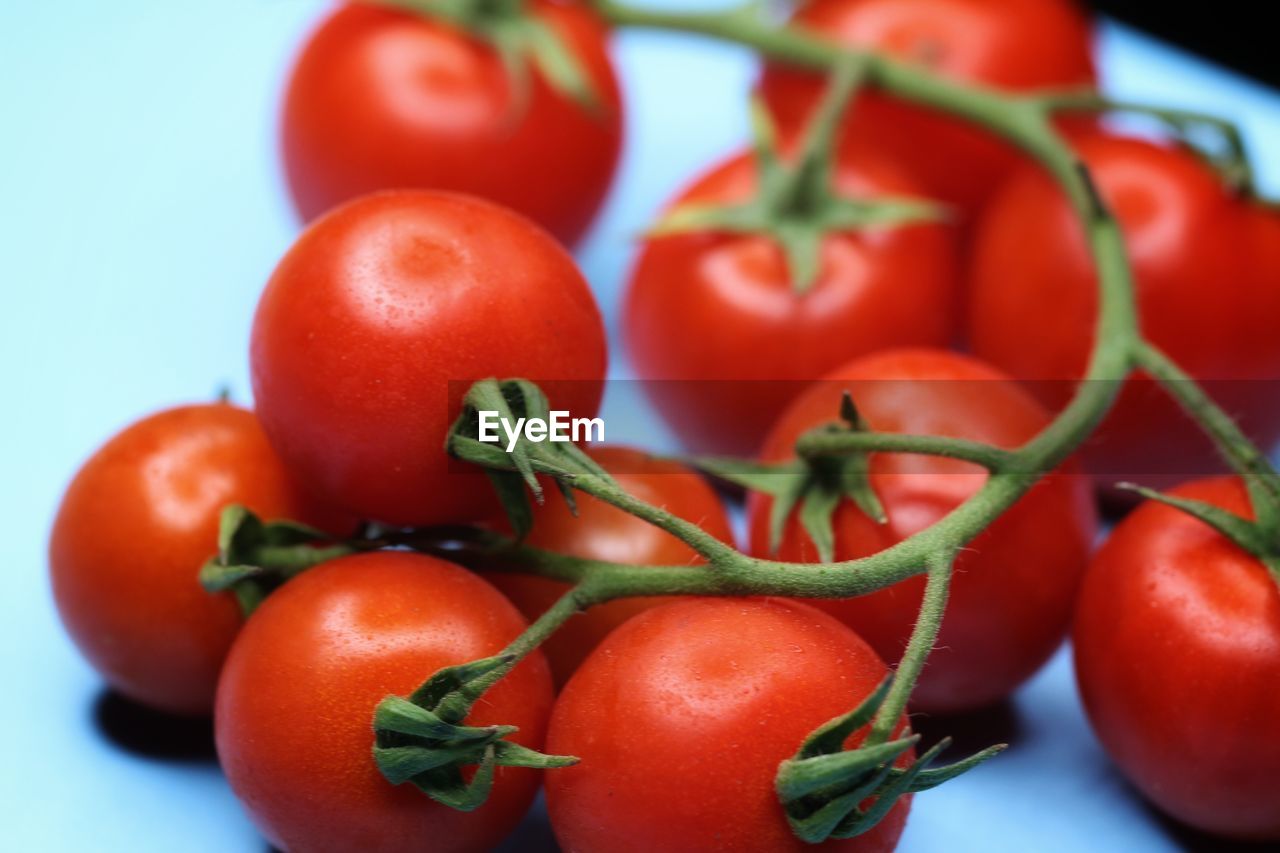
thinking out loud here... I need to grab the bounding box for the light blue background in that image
[3,2,1278,850]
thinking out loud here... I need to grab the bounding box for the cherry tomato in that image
[546,598,910,852]
[1073,478,1280,840]
[747,349,1097,713]
[283,1,623,245]
[487,446,734,686]
[216,551,554,852]
[759,0,1096,216]
[49,403,342,716]
[967,134,1280,489]
[624,145,959,455]
[250,190,608,527]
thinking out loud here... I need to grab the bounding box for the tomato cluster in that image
[47,0,1280,850]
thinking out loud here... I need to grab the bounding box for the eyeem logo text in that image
[477,411,605,452]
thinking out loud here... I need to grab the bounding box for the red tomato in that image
[283,1,623,245]
[967,134,1280,489]
[49,403,342,716]
[250,190,607,527]
[546,598,911,852]
[747,349,1097,713]
[624,147,959,455]
[759,0,1096,215]
[216,551,554,852]
[487,446,734,686]
[1073,478,1280,840]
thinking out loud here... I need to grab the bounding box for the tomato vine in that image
[208,0,1280,842]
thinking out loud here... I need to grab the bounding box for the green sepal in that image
[688,392,886,562]
[374,652,577,811]
[375,695,512,743]
[372,0,602,117]
[796,676,891,760]
[446,378,617,538]
[485,469,537,540]
[407,653,516,716]
[1118,482,1271,557]
[908,741,1006,792]
[777,678,1005,844]
[642,60,943,294]
[374,742,503,786]
[198,504,351,617]
[779,736,919,803]
[198,561,264,593]
[522,17,600,113]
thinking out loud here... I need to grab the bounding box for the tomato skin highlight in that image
[216,551,554,853]
[748,349,1098,713]
[759,0,1096,216]
[250,190,608,527]
[968,134,1280,487]
[546,597,910,852]
[487,446,734,686]
[1073,478,1280,841]
[49,404,340,716]
[624,147,960,455]
[282,1,623,245]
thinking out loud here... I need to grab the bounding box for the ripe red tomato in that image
[759,0,1096,215]
[487,446,734,686]
[49,403,342,716]
[216,551,554,852]
[624,146,959,455]
[546,598,911,852]
[250,190,608,527]
[967,134,1280,489]
[283,1,623,245]
[747,349,1097,713]
[1073,478,1280,840]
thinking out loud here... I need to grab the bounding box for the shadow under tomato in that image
[92,689,217,762]
[909,698,1023,760]
[1146,800,1278,853]
[497,792,559,852]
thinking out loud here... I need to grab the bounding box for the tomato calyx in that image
[446,378,617,538]
[648,58,945,293]
[776,677,1004,843]
[200,505,356,616]
[373,0,603,114]
[1119,482,1280,588]
[372,654,576,811]
[695,392,886,562]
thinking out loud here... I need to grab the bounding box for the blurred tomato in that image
[283,1,623,245]
[967,134,1280,489]
[759,0,1096,216]
[625,145,959,455]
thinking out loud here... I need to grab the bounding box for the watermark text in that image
[477,410,605,452]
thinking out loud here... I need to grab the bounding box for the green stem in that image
[1036,90,1256,195]
[795,431,1016,472]
[1131,341,1280,535]
[254,543,358,575]
[437,587,588,720]
[567,471,745,563]
[780,54,868,217]
[867,550,955,745]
